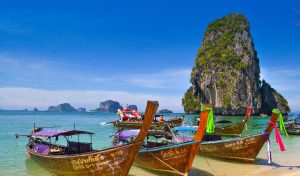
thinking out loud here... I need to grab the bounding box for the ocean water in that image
[0,111,299,176]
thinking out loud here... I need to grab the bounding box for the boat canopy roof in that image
[116,130,140,139]
[116,130,167,139]
[32,129,94,137]
[173,126,198,132]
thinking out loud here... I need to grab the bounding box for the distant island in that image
[159,109,173,113]
[182,14,290,115]
[92,100,138,113]
[48,103,78,112]
[0,100,139,113]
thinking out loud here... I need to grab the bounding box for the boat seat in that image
[202,134,221,142]
[145,141,167,148]
[68,141,92,153]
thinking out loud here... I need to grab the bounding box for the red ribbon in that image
[269,121,285,152]
[246,106,252,118]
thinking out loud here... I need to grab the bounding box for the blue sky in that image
[0,0,299,112]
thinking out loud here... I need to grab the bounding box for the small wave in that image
[100,122,112,126]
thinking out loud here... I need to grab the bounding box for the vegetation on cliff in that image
[183,14,290,115]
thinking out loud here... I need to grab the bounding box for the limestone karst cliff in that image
[182,14,290,115]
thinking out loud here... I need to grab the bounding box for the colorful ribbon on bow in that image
[245,106,252,135]
[262,131,272,164]
[272,109,289,137]
[246,106,252,118]
[201,105,215,134]
[269,121,285,152]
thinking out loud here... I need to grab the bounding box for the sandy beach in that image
[129,133,300,176]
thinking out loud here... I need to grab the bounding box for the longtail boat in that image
[175,106,252,136]
[113,115,184,130]
[198,110,280,161]
[20,101,158,176]
[114,108,210,175]
[214,106,252,135]
[285,117,300,135]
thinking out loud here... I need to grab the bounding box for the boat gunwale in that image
[201,133,262,145]
[26,140,144,159]
[139,140,200,153]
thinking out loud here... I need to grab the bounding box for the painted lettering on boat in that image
[71,150,124,171]
[110,150,123,159]
[224,137,257,150]
[159,148,188,160]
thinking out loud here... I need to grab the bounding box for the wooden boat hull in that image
[286,128,300,135]
[24,101,159,176]
[214,121,246,136]
[134,109,210,175]
[27,141,143,176]
[113,118,183,130]
[135,141,200,175]
[198,134,266,161]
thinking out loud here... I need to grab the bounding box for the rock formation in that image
[260,80,290,115]
[94,100,122,113]
[48,103,78,112]
[159,109,173,113]
[182,14,290,115]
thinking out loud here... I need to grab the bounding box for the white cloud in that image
[91,68,191,89]
[0,56,190,112]
[0,87,184,112]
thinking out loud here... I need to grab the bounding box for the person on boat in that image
[159,115,164,123]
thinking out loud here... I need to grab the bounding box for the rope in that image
[141,146,184,175]
[245,122,249,135]
[167,124,179,142]
[203,156,219,176]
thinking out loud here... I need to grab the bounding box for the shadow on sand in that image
[202,156,300,170]
[255,158,300,170]
[129,166,214,176]
[189,167,215,176]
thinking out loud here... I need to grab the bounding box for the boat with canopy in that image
[189,106,252,136]
[18,101,159,176]
[113,112,184,130]
[113,106,210,175]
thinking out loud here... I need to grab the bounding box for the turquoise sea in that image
[0,111,299,176]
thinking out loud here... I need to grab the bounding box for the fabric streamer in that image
[247,106,252,118]
[201,105,215,134]
[262,131,272,164]
[272,109,289,137]
[269,121,286,152]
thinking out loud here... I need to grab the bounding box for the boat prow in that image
[133,107,210,175]
[24,101,159,176]
[198,109,280,161]
[214,106,252,136]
